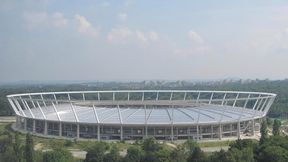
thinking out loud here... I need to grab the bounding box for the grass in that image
[198,140,233,148]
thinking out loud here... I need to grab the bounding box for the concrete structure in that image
[7,90,276,141]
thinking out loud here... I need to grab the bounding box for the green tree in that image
[272,119,281,136]
[142,137,161,162]
[43,147,74,162]
[13,133,22,162]
[184,139,198,156]
[169,145,186,162]
[187,146,206,162]
[124,146,144,162]
[258,145,288,162]
[25,133,34,162]
[104,145,121,162]
[84,142,109,162]
[260,120,268,144]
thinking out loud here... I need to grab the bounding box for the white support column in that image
[24,118,27,131]
[196,92,201,104]
[59,122,62,137]
[127,92,130,101]
[144,105,147,138]
[97,125,100,141]
[23,100,35,119]
[77,124,80,139]
[252,120,255,136]
[117,104,123,140]
[98,92,100,101]
[8,98,20,115]
[170,92,173,101]
[196,125,199,141]
[221,93,227,105]
[33,120,36,133]
[260,98,268,112]
[237,122,241,139]
[252,95,261,110]
[263,97,275,114]
[29,95,36,108]
[243,94,251,108]
[183,92,187,101]
[68,93,71,101]
[44,121,47,135]
[113,92,115,101]
[92,104,100,124]
[41,94,46,107]
[171,105,174,141]
[142,92,145,101]
[15,99,26,117]
[36,101,46,119]
[219,124,222,140]
[53,93,58,104]
[82,93,85,101]
[256,98,263,111]
[70,103,79,122]
[232,93,239,107]
[156,92,159,101]
[209,92,214,104]
[52,102,61,121]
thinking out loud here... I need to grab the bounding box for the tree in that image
[43,147,74,162]
[187,146,206,162]
[104,145,121,162]
[142,137,161,162]
[25,133,34,162]
[260,120,268,144]
[84,142,109,162]
[14,133,22,162]
[258,145,288,162]
[272,119,281,136]
[124,146,144,162]
[169,145,186,162]
[184,139,198,156]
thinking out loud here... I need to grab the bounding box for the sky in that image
[1,0,288,82]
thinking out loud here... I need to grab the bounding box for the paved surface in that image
[0,116,16,123]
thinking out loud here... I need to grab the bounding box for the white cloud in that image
[51,12,68,28]
[188,30,204,43]
[74,14,99,38]
[148,32,159,41]
[107,27,159,45]
[117,13,127,21]
[23,11,68,30]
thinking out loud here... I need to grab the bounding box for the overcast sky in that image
[1,0,288,82]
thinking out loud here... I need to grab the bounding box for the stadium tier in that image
[7,90,276,141]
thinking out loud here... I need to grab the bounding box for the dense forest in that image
[0,79,288,118]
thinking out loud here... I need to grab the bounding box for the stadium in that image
[7,90,276,141]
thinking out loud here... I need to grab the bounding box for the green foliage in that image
[169,145,186,162]
[273,119,282,136]
[260,120,268,144]
[43,147,74,162]
[187,146,207,162]
[104,145,121,162]
[124,146,144,162]
[25,133,34,162]
[258,146,288,162]
[84,141,109,162]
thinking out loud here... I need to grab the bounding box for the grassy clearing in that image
[198,140,233,148]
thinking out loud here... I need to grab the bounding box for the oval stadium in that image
[7,90,276,141]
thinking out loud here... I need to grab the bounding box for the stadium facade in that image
[7,90,276,141]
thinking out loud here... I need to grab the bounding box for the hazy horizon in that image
[1,0,288,82]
